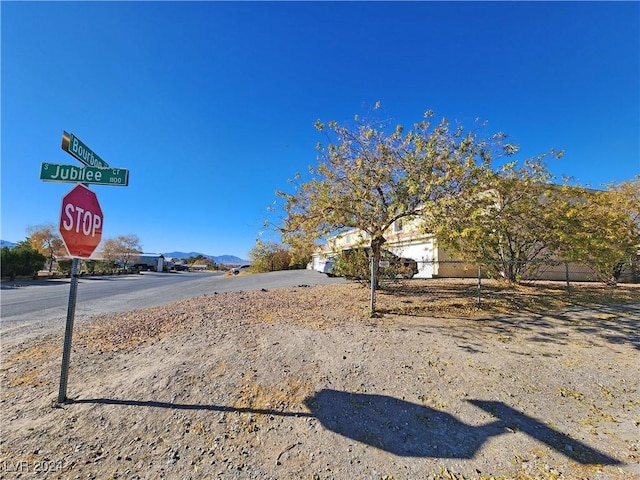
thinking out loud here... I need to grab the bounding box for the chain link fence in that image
[367,258,640,314]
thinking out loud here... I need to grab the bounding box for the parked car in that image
[231,264,251,275]
[383,251,419,279]
[317,258,337,277]
[330,248,418,279]
[133,263,155,272]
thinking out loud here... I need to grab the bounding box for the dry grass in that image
[4,281,636,365]
[375,278,640,316]
[73,285,370,354]
[59,280,640,355]
[232,374,313,413]
[2,341,62,388]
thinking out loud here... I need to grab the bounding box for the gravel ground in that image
[1,283,639,479]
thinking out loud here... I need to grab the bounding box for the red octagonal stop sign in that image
[59,184,104,258]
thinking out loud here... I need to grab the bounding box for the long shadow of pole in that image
[69,397,312,418]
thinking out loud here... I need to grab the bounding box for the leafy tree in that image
[331,247,370,283]
[555,176,640,285]
[183,255,216,270]
[1,247,18,280]
[26,223,65,272]
[283,238,314,270]
[276,106,516,288]
[185,254,207,265]
[84,260,99,274]
[249,240,292,272]
[83,259,114,274]
[1,240,47,280]
[428,155,567,282]
[101,234,142,268]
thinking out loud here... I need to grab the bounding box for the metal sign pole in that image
[370,256,376,315]
[477,265,482,306]
[57,257,80,404]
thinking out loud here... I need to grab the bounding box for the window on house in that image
[394,219,404,233]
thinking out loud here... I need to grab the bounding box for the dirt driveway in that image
[1,283,638,479]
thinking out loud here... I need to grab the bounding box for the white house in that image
[311,216,441,279]
[310,216,601,282]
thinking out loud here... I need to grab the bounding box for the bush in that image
[249,241,293,273]
[57,260,73,275]
[332,248,370,281]
[1,242,47,280]
[84,260,98,274]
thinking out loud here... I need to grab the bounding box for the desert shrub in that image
[1,242,46,280]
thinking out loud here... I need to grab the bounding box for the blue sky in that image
[2,1,638,259]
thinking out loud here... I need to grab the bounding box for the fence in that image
[366,258,640,314]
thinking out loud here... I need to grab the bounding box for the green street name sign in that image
[61,131,110,168]
[40,163,129,186]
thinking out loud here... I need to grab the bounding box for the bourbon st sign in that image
[61,131,110,168]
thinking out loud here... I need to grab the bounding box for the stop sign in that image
[59,184,104,258]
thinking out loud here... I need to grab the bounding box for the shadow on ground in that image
[377,280,640,350]
[305,390,619,464]
[69,389,619,465]
[415,303,640,352]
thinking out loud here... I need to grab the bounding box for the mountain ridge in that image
[162,251,248,265]
[0,242,247,265]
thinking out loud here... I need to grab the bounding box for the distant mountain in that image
[213,255,249,265]
[163,251,206,259]
[162,251,248,265]
[0,240,16,249]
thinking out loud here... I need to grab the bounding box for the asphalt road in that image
[0,270,345,346]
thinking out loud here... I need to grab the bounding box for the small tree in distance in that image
[101,234,142,268]
[249,240,293,273]
[26,223,65,272]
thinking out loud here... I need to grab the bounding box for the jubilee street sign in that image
[61,131,110,168]
[40,162,129,186]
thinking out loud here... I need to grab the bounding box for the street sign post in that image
[59,184,104,259]
[61,131,110,168]
[56,184,104,403]
[49,132,125,405]
[57,256,79,404]
[40,163,129,186]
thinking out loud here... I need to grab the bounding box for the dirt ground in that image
[1,282,639,479]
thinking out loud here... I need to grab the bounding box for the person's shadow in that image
[303,390,620,465]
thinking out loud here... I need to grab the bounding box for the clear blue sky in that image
[2,1,638,259]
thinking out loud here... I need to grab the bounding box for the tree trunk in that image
[370,235,386,290]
